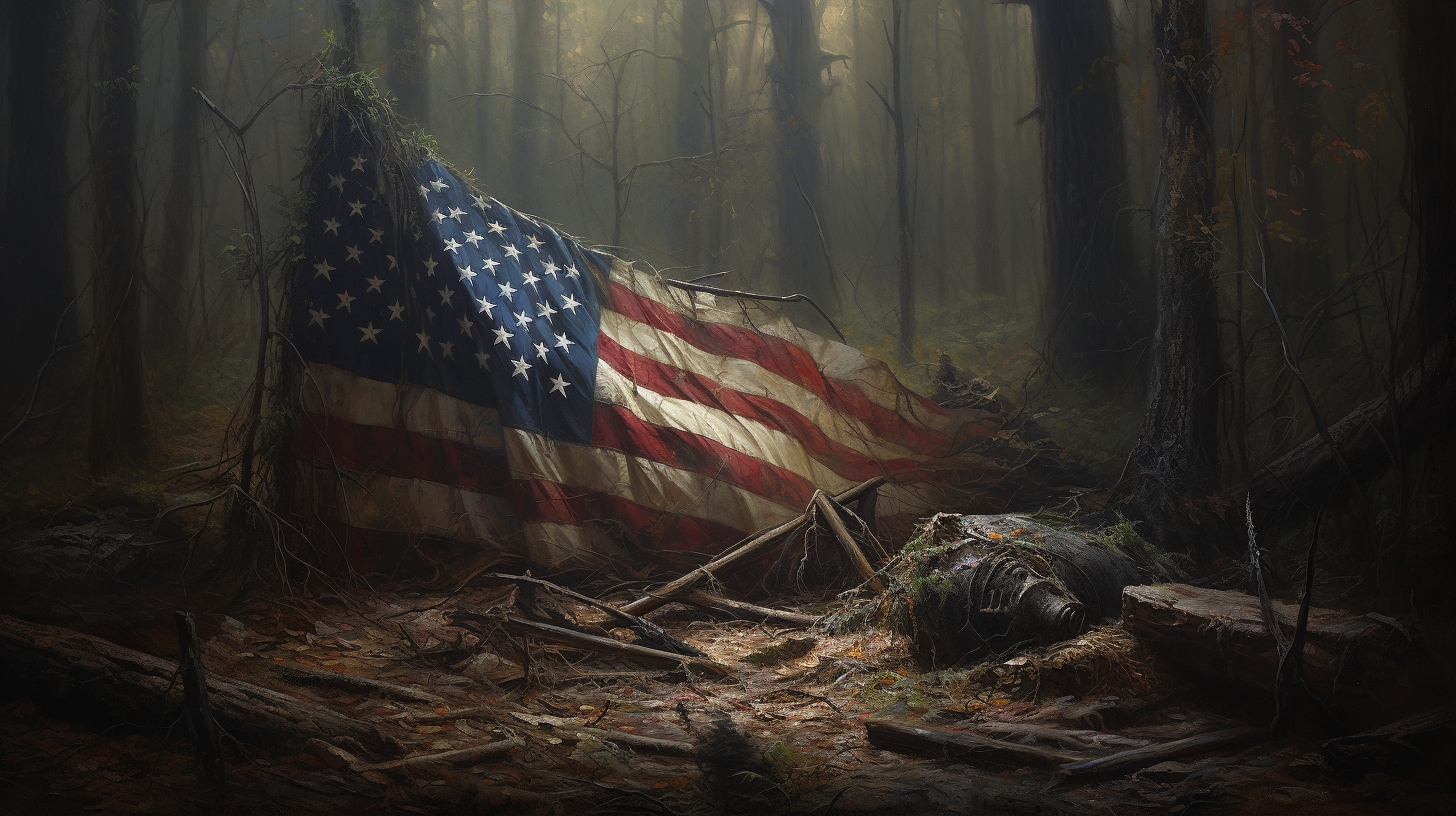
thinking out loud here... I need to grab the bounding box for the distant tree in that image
[475,0,494,177]
[1119,0,1221,561]
[512,0,545,211]
[1028,0,1151,381]
[673,0,714,263]
[956,0,1005,295]
[89,0,154,475]
[1,0,76,387]
[387,0,429,125]
[868,0,916,358]
[152,0,207,361]
[1401,0,1456,354]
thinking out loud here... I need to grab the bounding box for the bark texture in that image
[387,0,430,126]
[957,0,1004,294]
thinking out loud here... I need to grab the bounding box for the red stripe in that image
[598,335,946,485]
[590,401,815,509]
[295,411,512,495]
[606,281,967,454]
[511,479,749,553]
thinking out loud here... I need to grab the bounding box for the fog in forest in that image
[2,2,1454,812]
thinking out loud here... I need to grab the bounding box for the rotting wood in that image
[560,727,697,757]
[864,718,1092,768]
[273,663,446,705]
[482,572,702,656]
[0,614,398,756]
[812,491,886,592]
[676,590,820,627]
[1059,726,1263,778]
[504,616,733,676]
[175,611,226,792]
[310,737,522,772]
[622,477,885,616]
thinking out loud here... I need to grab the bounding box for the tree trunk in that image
[1118,0,1221,562]
[1402,1,1456,355]
[1,0,76,387]
[675,0,713,264]
[957,0,1005,295]
[476,0,493,178]
[152,0,207,363]
[1029,0,1150,380]
[511,0,544,211]
[89,0,154,476]
[387,0,429,126]
[761,0,833,305]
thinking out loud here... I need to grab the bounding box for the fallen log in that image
[1059,727,1263,778]
[676,590,820,627]
[311,737,522,772]
[0,614,398,756]
[813,491,885,592]
[864,718,1091,768]
[273,663,446,705]
[505,616,733,676]
[1122,584,1419,725]
[560,727,697,757]
[621,477,885,616]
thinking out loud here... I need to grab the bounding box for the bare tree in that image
[869,1,916,357]
[957,0,1004,295]
[387,0,430,125]
[512,0,545,210]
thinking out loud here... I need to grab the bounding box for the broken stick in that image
[505,616,733,676]
[273,663,446,705]
[312,737,522,773]
[622,476,885,615]
[677,590,820,628]
[175,611,226,792]
[484,572,702,657]
[864,718,1089,768]
[812,491,886,592]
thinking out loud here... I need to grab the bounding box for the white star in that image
[526,235,544,252]
[497,279,517,298]
[439,340,454,358]
[431,208,447,224]
[388,301,405,321]
[426,306,436,322]
[369,227,384,244]
[553,332,575,351]
[560,293,581,313]
[542,259,559,277]
[387,254,398,270]
[458,265,477,283]
[475,295,495,315]
[500,242,522,261]
[457,315,474,337]
[416,330,431,353]
[486,220,507,236]
[350,154,367,172]
[358,322,381,343]
[536,300,558,319]
[510,356,532,378]
[442,237,462,254]
[438,287,455,307]
[336,291,356,312]
[308,308,330,328]
[429,177,449,192]
[422,258,438,276]
[313,259,335,280]
[548,374,571,396]
[521,269,540,289]
[344,245,363,263]
[322,217,341,235]
[447,207,466,222]
[472,194,488,210]
[328,174,346,192]
[417,183,430,197]
[475,350,490,369]
[480,257,500,275]
[565,264,580,279]
[492,325,514,346]
[348,200,365,216]
[533,341,549,360]
[365,276,385,293]
[513,309,532,328]
[463,230,483,247]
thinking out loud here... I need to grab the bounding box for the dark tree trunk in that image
[957,0,1005,295]
[512,0,544,211]
[761,0,833,305]
[89,0,154,476]
[1119,0,1222,562]
[475,0,493,178]
[674,0,713,264]
[885,1,915,357]
[1402,1,1456,354]
[152,0,207,362]
[1029,0,1151,381]
[387,0,429,126]
[1,0,76,387]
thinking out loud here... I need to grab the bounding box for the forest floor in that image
[3,523,1454,816]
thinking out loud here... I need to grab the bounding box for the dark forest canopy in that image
[0,0,1452,586]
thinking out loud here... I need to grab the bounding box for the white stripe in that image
[297,462,519,546]
[302,362,504,451]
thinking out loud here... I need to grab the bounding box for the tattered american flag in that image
[290,122,1003,570]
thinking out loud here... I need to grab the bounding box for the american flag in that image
[290,120,1006,571]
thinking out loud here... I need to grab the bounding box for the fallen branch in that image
[676,590,820,628]
[622,477,885,615]
[311,737,522,772]
[864,718,1090,768]
[1322,703,1456,766]
[175,611,225,792]
[504,616,732,677]
[812,491,885,592]
[560,727,697,758]
[273,663,446,705]
[1059,727,1263,778]
[482,573,702,657]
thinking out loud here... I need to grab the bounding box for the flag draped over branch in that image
[289,115,1018,570]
